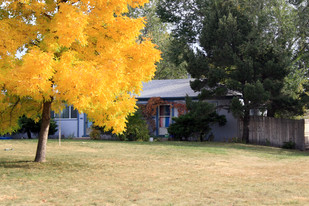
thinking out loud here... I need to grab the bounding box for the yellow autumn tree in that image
[0,0,161,162]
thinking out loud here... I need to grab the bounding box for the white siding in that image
[55,119,78,138]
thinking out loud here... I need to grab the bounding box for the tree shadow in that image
[119,140,309,158]
[0,160,34,169]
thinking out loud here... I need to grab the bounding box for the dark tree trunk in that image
[242,109,250,144]
[200,133,203,142]
[34,101,52,162]
[26,129,32,139]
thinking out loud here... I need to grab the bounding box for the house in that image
[50,79,239,141]
[50,106,89,138]
[137,79,240,141]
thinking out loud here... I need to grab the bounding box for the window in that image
[71,106,78,118]
[52,105,78,119]
[159,105,171,128]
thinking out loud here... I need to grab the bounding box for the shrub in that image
[282,141,296,149]
[119,109,150,141]
[227,137,242,143]
[90,110,150,141]
[168,114,194,141]
[89,127,101,140]
[168,97,226,141]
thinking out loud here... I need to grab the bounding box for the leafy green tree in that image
[280,0,309,118]
[130,0,188,79]
[158,0,308,142]
[168,98,226,141]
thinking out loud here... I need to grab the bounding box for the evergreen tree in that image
[158,0,308,142]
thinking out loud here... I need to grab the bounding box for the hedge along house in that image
[137,79,240,141]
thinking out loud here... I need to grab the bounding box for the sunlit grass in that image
[1,139,309,205]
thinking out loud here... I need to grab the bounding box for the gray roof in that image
[137,79,240,99]
[138,79,199,99]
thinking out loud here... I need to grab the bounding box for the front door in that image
[85,117,92,136]
[158,105,171,136]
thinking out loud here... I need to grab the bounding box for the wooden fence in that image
[241,117,309,150]
[304,119,309,149]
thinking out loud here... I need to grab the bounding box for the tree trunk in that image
[26,129,32,139]
[199,132,203,142]
[34,101,52,162]
[242,109,250,143]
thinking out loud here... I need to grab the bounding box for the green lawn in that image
[1,140,309,205]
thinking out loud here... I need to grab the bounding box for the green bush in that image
[119,109,150,141]
[90,110,150,141]
[227,137,242,143]
[168,97,226,141]
[282,141,296,149]
[89,127,101,140]
[168,114,194,141]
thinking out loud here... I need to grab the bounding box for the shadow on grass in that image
[0,160,33,169]
[5,139,309,160]
[104,140,309,158]
[47,138,309,157]
[225,143,309,157]
[0,159,87,172]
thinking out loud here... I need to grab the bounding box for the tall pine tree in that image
[158,0,308,142]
